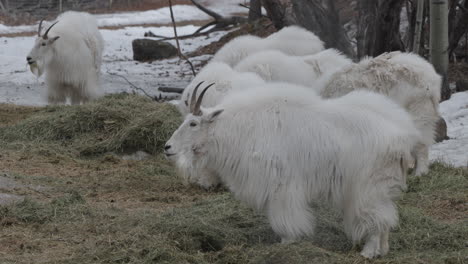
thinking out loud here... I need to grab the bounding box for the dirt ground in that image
[0,96,467,264]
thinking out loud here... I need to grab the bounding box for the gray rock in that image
[132,39,178,62]
[434,116,449,143]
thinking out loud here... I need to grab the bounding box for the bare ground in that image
[0,97,467,264]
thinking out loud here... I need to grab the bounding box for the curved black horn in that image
[43,21,59,39]
[193,83,215,116]
[190,81,204,113]
[38,19,44,37]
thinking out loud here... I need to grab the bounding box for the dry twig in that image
[169,0,197,77]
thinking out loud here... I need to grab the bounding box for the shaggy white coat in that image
[319,51,441,176]
[178,62,265,116]
[212,26,324,67]
[234,49,352,87]
[27,11,104,105]
[165,83,421,258]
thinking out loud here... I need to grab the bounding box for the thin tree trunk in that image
[249,0,262,22]
[261,0,295,29]
[357,0,376,58]
[413,0,425,53]
[430,0,450,101]
[406,0,417,51]
[59,0,62,12]
[0,1,6,13]
[357,0,405,58]
[448,0,468,60]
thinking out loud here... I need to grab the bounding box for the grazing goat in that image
[178,62,265,116]
[234,49,351,87]
[319,51,441,176]
[165,82,421,258]
[212,26,324,67]
[26,11,104,105]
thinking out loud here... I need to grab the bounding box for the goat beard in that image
[29,59,45,78]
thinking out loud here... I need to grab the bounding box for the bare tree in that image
[430,0,450,101]
[262,0,355,58]
[357,0,406,58]
[448,0,468,60]
[413,0,425,54]
[249,0,262,22]
[0,1,6,13]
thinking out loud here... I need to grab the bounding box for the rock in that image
[434,116,449,143]
[455,80,468,93]
[132,39,177,62]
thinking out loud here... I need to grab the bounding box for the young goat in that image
[26,11,104,105]
[165,82,421,258]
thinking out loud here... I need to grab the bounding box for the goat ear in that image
[205,109,224,122]
[49,36,60,43]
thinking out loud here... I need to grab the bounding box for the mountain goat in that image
[26,11,104,105]
[319,51,441,176]
[178,62,265,116]
[212,26,324,67]
[165,82,421,258]
[234,49,352,87]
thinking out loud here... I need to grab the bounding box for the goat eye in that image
[189,122,197,127]
[41,43,46,46]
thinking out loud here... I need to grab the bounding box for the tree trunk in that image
[262,0,355,58]
[249,0,262,22]
[357,0,406,58]
[0,1,6,13]
[448,0,468,60]
[413,0,425,53]
[356,0,376,58]
[261,0,295,29]
[405,0,417,51]
[430,0,450,101]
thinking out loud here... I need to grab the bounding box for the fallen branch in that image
[158,87,184,93]
[190,0,247,33]
[106,70,177,102]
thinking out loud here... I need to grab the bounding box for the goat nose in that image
[164,145,171,150]
[26,57,32,61]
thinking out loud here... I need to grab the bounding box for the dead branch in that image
[106,70,177,102]
[190,0,247,33]
[190,0,222,19]
[169,0,196,77]
[158,87,185,93]
[238,3,268,20]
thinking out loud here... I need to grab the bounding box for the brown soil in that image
[0,104,41,127]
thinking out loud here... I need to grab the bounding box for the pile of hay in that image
[0,94,182,156]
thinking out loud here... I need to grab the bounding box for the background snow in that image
[430,91,468,167]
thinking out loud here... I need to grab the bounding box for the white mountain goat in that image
[318,51,441,176]
[234,49,352,87]
[178,62,265,116]
[212,26,324,67]
[26,11,104,105]
[165,82,421,258]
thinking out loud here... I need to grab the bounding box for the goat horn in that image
[193,83,215,116]
[190,81,204,113]
[38,19,44,37]
[43,21,59,39]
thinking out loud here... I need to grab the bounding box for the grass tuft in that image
[0,94,182,156]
